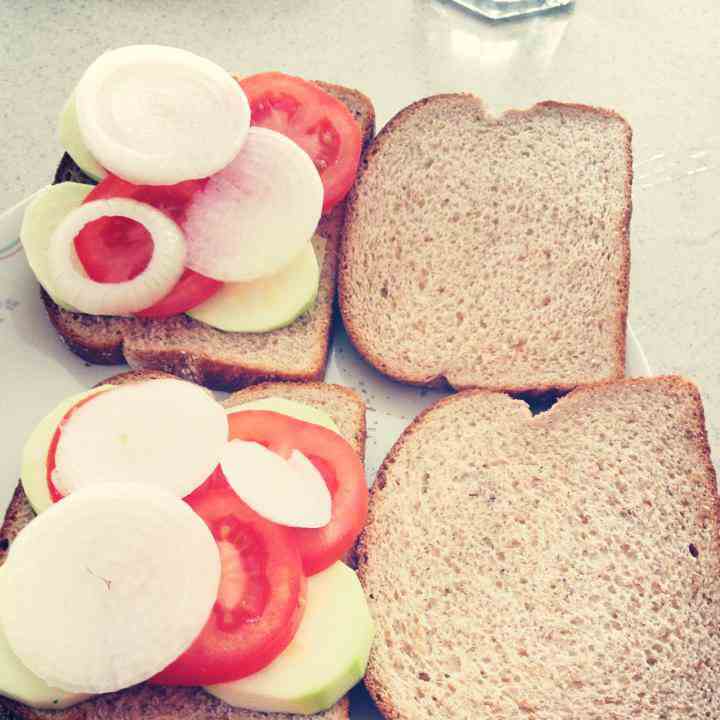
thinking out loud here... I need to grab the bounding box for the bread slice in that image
[45,82,376,392]
[356,376,719,719]
[339,95,632,393]
[0,371,366,720]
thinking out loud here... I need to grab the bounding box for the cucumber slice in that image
[0,569,91,710]
[187,237,322,332]
[224,397,339,434]
[58,93,105,182]
[205,562,374,714]
[20,183,93,311]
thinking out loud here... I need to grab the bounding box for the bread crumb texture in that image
[340,95,632,392]
[358,376,719,719]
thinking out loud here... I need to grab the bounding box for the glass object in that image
[447,0,574,20]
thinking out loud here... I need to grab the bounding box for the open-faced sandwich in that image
[23,45,374,391]
[0,372,373,720]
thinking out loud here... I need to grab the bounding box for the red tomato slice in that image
[150,468,306,686]
[238,72,362,213]
[226,410,368,576]
[75,174,221,316]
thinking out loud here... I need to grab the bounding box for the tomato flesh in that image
[239,72,362,213]
[151,468,306,686]
[75,174,220,316]
[227,410,368,576]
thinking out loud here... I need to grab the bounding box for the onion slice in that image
[183,127,323,282]
[75,45,250,185]
[220,440,332,528]
[0,483,220,694]
[47,198,186,315]
[51,378,228,498]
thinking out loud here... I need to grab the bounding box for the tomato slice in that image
[75,174,221,316]
[150,468,306,686]
[227,410,368,576]
[238,72,362,213]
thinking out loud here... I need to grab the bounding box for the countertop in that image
[1,0,719,464]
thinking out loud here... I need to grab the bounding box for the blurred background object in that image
[445,0,574,20]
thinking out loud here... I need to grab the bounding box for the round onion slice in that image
[52,378,228,498]
[75,45,250,185]
[220,440,332,528]
[0,483,220,693]
[183,127,323,282]
[47,198,186,315]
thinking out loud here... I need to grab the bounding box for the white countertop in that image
[2,0,718,464]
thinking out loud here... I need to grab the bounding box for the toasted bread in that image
[357,376,719,718]
[45,82,376,392]
[0,370,367,720]
[339,95,632,393]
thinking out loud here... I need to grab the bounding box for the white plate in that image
[0,196,650,718]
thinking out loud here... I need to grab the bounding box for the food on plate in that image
[74,45,250,185]
[238,72,363,214]
[340,95,632,392]
[357,376,719,718]
[207,561,374,715]
[187,237,322,333]
[0,371,371,719]
[183,127,322,283]
[27,46,375,391]
[20,182,93,310]
[0,484,221,694]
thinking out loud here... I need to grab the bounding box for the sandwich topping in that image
[20,45,362,330]
[0,378,374,715]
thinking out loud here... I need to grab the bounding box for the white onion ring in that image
[47,198,186,315]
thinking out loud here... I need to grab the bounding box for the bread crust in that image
[43,83,376,392]
[0,371,366,720]
[339,93,632,394]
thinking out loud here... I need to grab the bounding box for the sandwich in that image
[22,45,375,392]
[0,371,373,720]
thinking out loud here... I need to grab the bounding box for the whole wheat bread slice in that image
[339,94,632,393]
[45,82,375,392]
[357,376,719,719]
[0,370,366,720]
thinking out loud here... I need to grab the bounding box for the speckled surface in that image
[1,0,718,461]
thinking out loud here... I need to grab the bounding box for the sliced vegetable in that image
[49,379,228,499]
[187,239,320,332]
[220,440,331,528]
[47,198,186,315]
[20,183,94,310]
[151,469,306,686]
[58,92,106,181]
[225,397,339,434]
[226,411,368,575]
[21,386,111,514]
[75,45,250,185]
[78,173,221,315]
[183,127,323,282]
[205,562,374,715]
[238,72,362,213]
[0,483,221,694]
[0,568,92,710]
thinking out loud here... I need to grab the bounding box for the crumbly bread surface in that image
[357,376,719,719]
[0,371,366,720]
[340,95,632,392]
